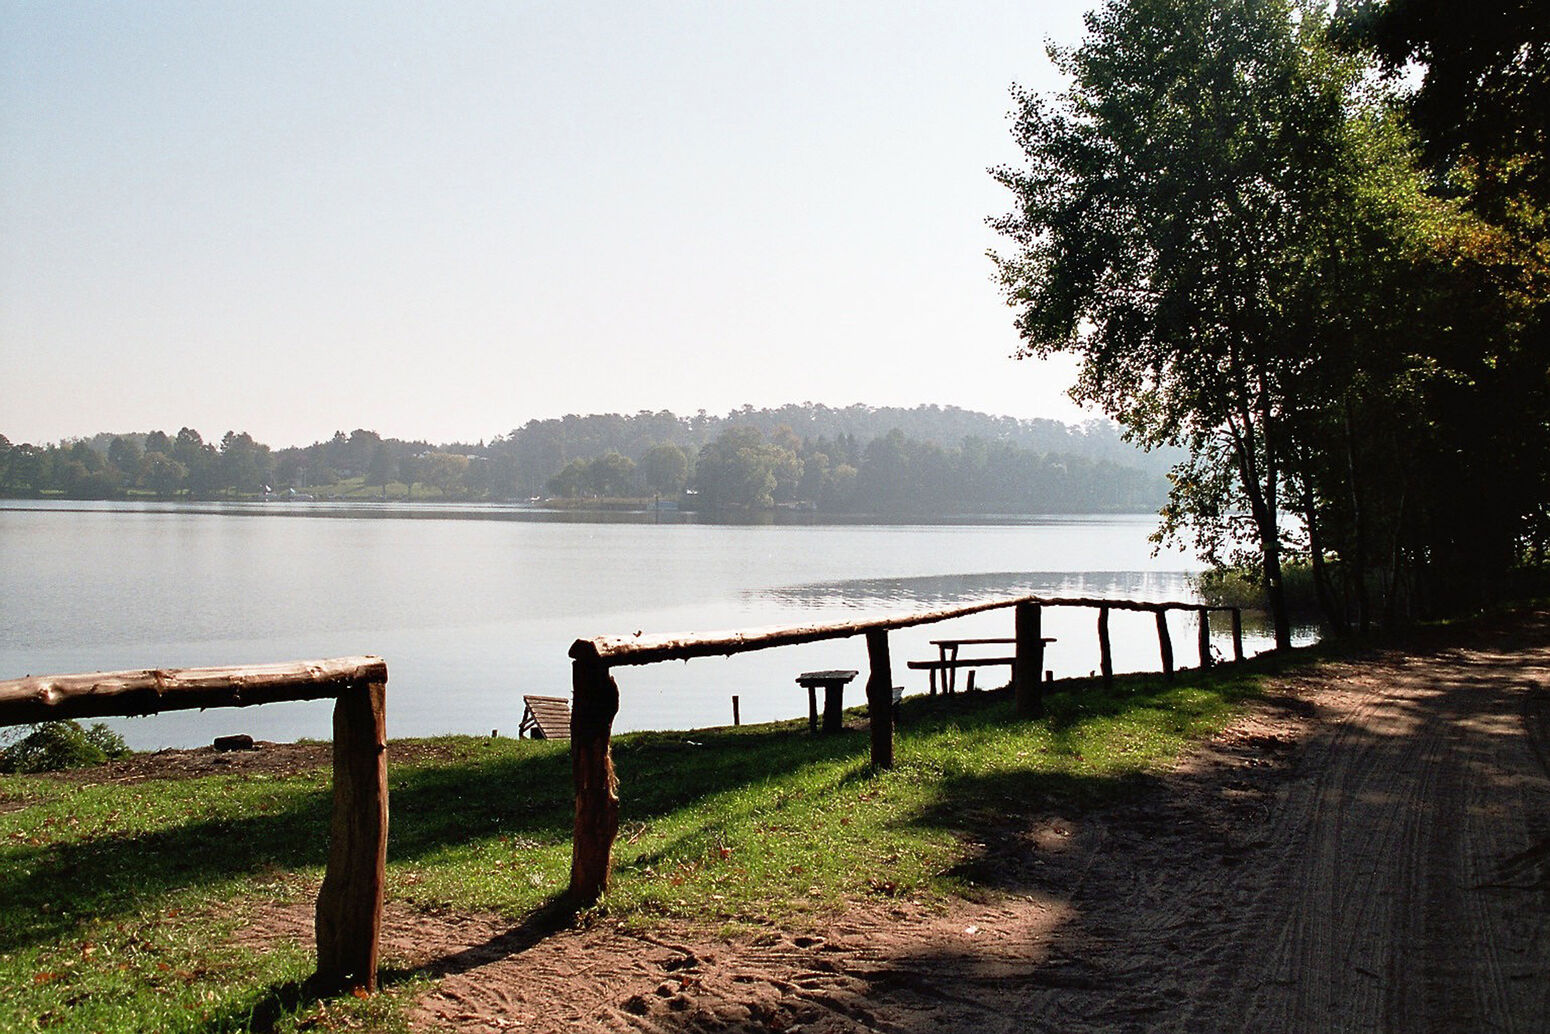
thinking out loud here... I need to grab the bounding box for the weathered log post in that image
[1098,605,1114,691]
[1197,607,1213,668]
[1014,601,1044,718]
[865,629,894,769]
[314,678,388,994]
[1155,608,1175,681]
[1231,608,1245,662]
[568,650,621,904]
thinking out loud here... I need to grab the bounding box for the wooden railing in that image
[566,595,1243,902]
[0,657,388,994]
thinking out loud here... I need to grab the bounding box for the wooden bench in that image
[914,636,1057,694]
[795,669,858,734]
[907,656,1014,694]
[519,694,571,740]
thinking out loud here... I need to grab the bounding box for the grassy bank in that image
[0,658,1286,1033]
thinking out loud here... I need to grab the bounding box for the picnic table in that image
[909,637,1056,694]
[795,669,858,733]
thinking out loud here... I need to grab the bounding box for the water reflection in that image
[753,570,1202,611]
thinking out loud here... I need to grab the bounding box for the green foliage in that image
[639,443,690,495]
[1340,0,1549,213]
[545,452,637,499]
[1193,567,1265,610]
[418,451,472,497]
[992,0,1393,645]
[1195,563,1322,615]
[993,0,1548,633]
[0,721,131,773]
[692,427,790,510]
[1324,0,1550,621]
[2,404,1175,513]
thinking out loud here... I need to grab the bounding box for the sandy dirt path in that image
[286,611,1550,1032]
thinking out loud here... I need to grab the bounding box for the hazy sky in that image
[3,1,1098,448]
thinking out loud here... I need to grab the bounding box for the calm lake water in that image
[0,500,1300,749]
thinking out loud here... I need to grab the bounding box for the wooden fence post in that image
[1231,608,1245,661]
[1197,607,1212,668]
[1014,601,1044,717]
[1155,609,1175,681]
[569,654,620,904]
[866,629,894,769]
[1098,605,1113,691]
[314,679,388,994]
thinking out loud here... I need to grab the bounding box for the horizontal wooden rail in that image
[570,595,1236,666]
[0,656,388,727]
[0,656,388,996]
[566,594,1245,904]
[571,597,1029,666]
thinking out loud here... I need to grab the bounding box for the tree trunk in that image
[1344,402,1371,636]
[1300,477,1348,634]
[1261,536,1291,651]
[1227,403,1291,651]
[1261,399,1291,651]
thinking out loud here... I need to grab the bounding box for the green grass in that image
[0,659,1279,1032]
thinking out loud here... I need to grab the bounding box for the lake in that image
[0,500,1297,749]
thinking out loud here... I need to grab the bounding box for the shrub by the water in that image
[1195,563,1321,614]
[1194,567,1265,609]
[0,720,131,773]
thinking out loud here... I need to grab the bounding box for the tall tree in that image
[693,427,791,512]
[219,431,272,495]
[639,444,690,496]
[365,443,396,490]
[991,0,1424,646]
[106,436,141,481]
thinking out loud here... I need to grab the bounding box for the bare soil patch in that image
[22,738,479,786]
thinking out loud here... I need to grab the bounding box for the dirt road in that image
[395,611,1550,1032]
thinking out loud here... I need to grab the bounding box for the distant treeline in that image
[0,404,1173,515]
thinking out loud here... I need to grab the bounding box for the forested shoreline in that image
[0,403,1173,516]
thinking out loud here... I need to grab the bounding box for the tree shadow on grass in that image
[0,714,919,956]
[880,654,1315,893]
[0,745,578,955]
